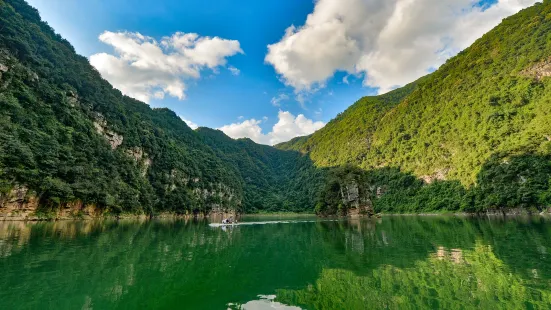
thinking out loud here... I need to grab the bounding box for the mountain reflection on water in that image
[0,216,550,309]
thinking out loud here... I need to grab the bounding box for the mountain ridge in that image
[278,1,551,185]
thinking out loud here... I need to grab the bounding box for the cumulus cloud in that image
[180,116,199,130]
[266,0,540,94]
[90,31,243,103]
[218,111,325,145]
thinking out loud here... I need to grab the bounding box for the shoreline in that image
[1,209,550,222]
[0,211,315,222]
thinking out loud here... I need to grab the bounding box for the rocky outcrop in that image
[340,181,360,208]
[420,168,450,184]
[340,181,374,217]
[192,182,239,209]
[0,185,110,221]
[521,58,551,80]
[66,90,79,107]
[0,185,40,220]
[0,50,11,86]
[0,62,8,81]
[93,113,123,149]
[164,169,240,210]
[125,147,152,176]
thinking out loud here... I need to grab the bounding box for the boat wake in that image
[208,219,339,227]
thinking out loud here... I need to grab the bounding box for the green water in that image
[1,216,551,309]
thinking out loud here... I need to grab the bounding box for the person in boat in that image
[222,216,237,224]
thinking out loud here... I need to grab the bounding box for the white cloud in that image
[266,0,540,94]
[271,93,290,107]
[218,110,325,145]
[179,116,199,130]
[228,66,241,76]
[90,31,243,103]
[218,118,265,142]
[342,75,350,84]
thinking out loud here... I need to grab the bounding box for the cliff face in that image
[0,185,39,220]
[0,183,241,220]
[0,185,108,220]
[338,181,374,217]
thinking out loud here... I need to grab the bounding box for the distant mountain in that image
[196,127,323,213]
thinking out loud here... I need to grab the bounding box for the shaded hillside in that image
[196,128,324,213]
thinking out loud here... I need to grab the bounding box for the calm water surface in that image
[1,216,551,309]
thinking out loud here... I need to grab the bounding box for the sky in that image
[26,0,540,145]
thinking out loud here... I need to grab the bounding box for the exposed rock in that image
[420,168,450,184]
[93,113,123,149]
[0,185,40,221]
[340,181,359,207]
[0,63,7,81]
[126,147,145,161]
[339,181,374,217]
[125,147,152,176]
[29,71,39,82]
[521,59,551,80]
[376,186,386,198]
[191,183,239,209]
[57,201,104,219]
[67,91,79,107]
[347,203,374,218]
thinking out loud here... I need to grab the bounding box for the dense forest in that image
[1,0,551,217]
[196,128,324,213]
[0,0,321,216]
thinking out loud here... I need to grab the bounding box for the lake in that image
[1,216,550,309]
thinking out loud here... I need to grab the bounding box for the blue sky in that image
[26,0,537,145]
[27,0,370,137]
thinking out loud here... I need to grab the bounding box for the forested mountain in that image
[1,0,551,218]
[196,128,323,213]
[278,1,551,184]
[0,0,321,217]
[278,1,551,214]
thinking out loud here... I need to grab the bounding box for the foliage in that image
[196,128,325,213]
[0,0,244,214]
[316,155,551,215]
